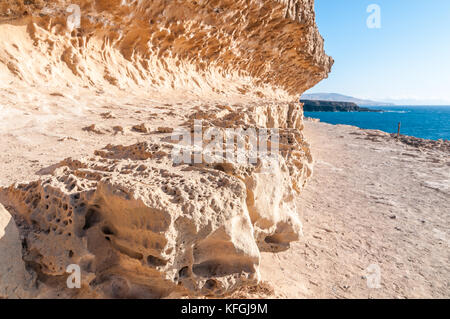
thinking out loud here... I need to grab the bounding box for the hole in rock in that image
[213,164,226,172]
[83,208,101,230]
[178,266,190,278]
[264,234,289,245]
[192,259,254,278]
[101,225,115,235]
[147,255,167,267]
[204,279,218,290]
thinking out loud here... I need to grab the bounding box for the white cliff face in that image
[0,204,34,299]
[0,1,331,298]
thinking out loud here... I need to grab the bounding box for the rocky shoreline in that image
[301,100,381,112]
[304,118,450,153]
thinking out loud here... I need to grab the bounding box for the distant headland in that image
[301,93,395,107]
[301,99,382,112]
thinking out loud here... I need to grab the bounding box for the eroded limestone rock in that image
[0,0,331,298]
[2,145,260,297]
[0,0,332,99]
[1,98,314,297]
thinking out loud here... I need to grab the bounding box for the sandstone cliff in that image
[0,0,332,298]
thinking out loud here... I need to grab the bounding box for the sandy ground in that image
[261,121,449,299]
[0,88,203,187]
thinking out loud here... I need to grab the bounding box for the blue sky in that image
[305,0,450,105]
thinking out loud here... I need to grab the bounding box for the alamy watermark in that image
[66,264,81,289]
[365,264,382,289]
[367,4,381,29]
[170,120,280,168]
[64,3,382,34]
[66,4,81,32]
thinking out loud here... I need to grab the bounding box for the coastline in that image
[305,117,450,152]
[304,104,450,142]
[300,99,382,112]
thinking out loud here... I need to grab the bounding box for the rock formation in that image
[0,0,332,298]
[301,100,382,112]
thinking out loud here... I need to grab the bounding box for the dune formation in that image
[0,0,333,298]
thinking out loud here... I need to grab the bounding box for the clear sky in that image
[305,0,450,105]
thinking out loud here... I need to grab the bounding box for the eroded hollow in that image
[147,255,167,267]
[204,279,218,291]
[83,207,101,230]
[178,266,190,278]
[192,258,255,278]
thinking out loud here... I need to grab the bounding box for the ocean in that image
[304,106,450,141]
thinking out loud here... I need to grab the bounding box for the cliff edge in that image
[301,100,381,112]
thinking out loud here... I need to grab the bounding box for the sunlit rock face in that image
[0,0,331,298]
[0,0,332,99]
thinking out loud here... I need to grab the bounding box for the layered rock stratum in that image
[0,0,332,298]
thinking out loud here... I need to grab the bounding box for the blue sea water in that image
[304,106,450,141]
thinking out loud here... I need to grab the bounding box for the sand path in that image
[261,121,449,299]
